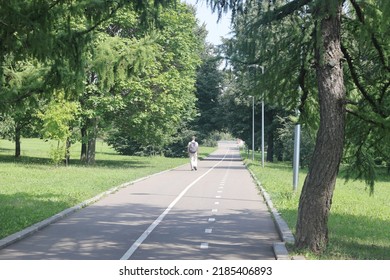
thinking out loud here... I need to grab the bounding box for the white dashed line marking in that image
[205,229,212,233]
[208,218,216,222]
[120,150,230,260]
[200,243,209,249]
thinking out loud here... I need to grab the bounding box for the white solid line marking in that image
[205,228,212,233]
[208,218,216,222]
[120,150,229,260]
[200,243,209,249]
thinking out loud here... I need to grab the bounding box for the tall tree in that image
[107,2,203,155]
[295,1,346,251]
[78,18,158,163]
[212,0,390,252]
[194,44,225,139]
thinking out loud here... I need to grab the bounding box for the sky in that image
[182,0,232,46]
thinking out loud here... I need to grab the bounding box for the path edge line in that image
[0,163,189,251]
[241,157,298,260]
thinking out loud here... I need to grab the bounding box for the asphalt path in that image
[0,142,280,260]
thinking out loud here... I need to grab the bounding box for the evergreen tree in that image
[211,0,390,252]
[194,44,225,140]
[0,58,47,156]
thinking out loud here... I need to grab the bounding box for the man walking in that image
[187,136,199,171]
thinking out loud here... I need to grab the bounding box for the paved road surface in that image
[0,142,280,260]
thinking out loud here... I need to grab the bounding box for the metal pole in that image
[293,123,301,191]
[261,100,264,168]
[259,66,265,168]
[252,96,255,161]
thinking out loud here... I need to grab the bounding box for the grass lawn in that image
[243,151,390,260]
[0,138,216,239]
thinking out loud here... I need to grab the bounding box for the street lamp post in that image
[261,100,264,168]
[293,89,302,191]
[248,65,264,165]
[249,95,255,161]
[258,66,265,168]
[293,123,301,191]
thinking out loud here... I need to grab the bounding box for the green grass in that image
[0,138,216,239]
[242,150,390,260]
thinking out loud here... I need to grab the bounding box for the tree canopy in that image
[1,1,206,160]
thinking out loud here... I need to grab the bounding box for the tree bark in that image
[65,137,71,166]
[80,125,87,162]
[295,1,346,252]
[15,125,21,158]
[86,117,98,165]
[267,129,274,162]
[86,136,96,164]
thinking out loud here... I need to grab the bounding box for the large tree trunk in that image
[295,1,346,252]
[86,136,96,164]
[80,117,98,165]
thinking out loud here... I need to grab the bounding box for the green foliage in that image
[0,115,15,139]
[108,2,203,155]
[215,77,252,144]
[0,58,48,143]
[164,129,199,158]
[194,45,225,139]
[48,142,67,165]
[225,0,318,123]
[0,0,171,89]
[38,95,78,141]
[37,94,79,164]
[1,1,206,161]
[223,0,390,189]
[275,116,315,168]
[340,0,390,189]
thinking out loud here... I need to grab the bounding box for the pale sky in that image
[183,0,232,46]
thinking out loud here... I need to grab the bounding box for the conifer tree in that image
[212,0,390,252]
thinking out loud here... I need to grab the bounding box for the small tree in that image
[37,94,79,165]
